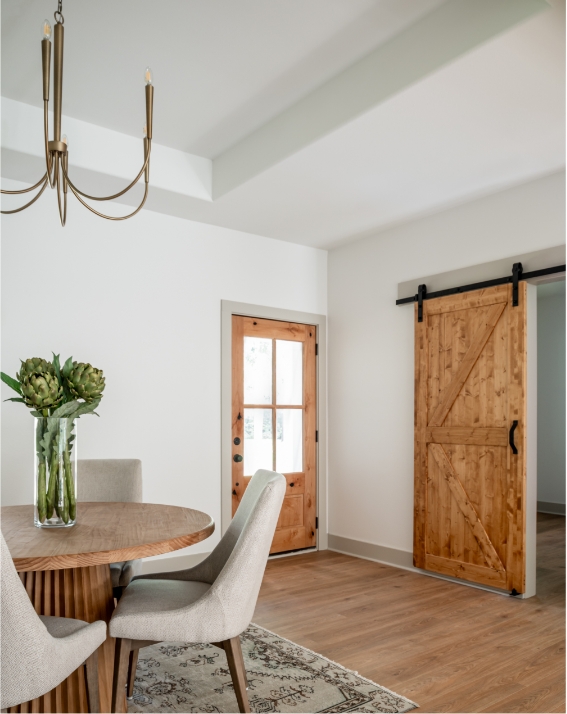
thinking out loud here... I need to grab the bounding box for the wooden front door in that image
[232,315,317,554]
[414,283,527,592]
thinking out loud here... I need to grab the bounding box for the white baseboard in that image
[537,501,566,516]
[327,534,516,598]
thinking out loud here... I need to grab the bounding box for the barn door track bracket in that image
[397,262,566,315]
[512,262,523,306]
[417,283,427,322]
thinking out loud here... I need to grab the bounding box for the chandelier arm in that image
[1,173,48,195]
[67,181,149,221]
[56,157,67,227]
[44,100,55,188]
[1,176,49,214]
[61,141,151,201]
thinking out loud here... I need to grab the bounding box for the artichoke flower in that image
[67,362,105,402]
[17,357,55,382]
[20,371,63,410]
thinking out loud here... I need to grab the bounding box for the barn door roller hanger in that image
[397,262,566,322]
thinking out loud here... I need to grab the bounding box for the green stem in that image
[46,462,57,520]
[59,434,69,524]
[51,447,61,519]
[35,417,47,523]
[64,443,76,521]
[37,462,47,523]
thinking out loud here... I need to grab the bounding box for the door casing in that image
[221,300,327,550]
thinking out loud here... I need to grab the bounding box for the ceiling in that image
[1,0,565,249]
[1,0,444,158]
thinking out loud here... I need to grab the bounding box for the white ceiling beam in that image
[212,0,549,199]
[1,98,212,202]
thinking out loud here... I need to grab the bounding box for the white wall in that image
[537,281,566,507]
[327,170,565,552]
[1,184,327,557]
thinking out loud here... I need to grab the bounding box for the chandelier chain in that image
[54,0,64,25]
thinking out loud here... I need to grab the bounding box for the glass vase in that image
[34,417,77,528]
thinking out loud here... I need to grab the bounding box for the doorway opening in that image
[536,279,566,601]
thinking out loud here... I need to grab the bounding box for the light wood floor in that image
[254,513,565,713]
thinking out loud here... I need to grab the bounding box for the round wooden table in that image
[2,502,215,714]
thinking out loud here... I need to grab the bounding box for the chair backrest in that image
[205,469,286,638]
[77,459,142,503]
[1,532,53,707]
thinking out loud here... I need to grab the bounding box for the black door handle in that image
[509,420,518,454]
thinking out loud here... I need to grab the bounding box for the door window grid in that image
[243,337,304,475]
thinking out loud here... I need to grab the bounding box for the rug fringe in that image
[249,623,419,710]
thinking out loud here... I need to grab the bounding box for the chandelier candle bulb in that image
[43,19,52,40]
[145,66,153,85]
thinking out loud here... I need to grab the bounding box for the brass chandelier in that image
[1,0,154,226]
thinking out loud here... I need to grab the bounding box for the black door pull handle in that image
[509,420,518,454]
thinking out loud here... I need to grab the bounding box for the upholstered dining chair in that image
[78,458,143,598]
[109,468,286,713]
[0,532,107,712]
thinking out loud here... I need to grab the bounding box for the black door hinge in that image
[315,430,318,442]
[315,517,318,529]
[315,343,318,356]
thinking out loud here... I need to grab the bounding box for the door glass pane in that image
[276,409,303,473]
[276,340,302,405]
[244,337,272,404]
[244,408,273,476]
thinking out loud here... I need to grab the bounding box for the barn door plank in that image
[429,443,505,574]
[429,302,506,427]
[426,427,508,446]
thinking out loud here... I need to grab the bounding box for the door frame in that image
[221,300,328,549]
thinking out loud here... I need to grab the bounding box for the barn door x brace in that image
[396,262,566,322]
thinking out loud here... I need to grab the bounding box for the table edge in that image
[11,520,215,572]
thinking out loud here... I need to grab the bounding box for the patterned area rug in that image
[128,624,417,713]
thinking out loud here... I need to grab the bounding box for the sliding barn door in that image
[414,283,527,592]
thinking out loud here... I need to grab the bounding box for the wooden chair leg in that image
[84,650,101,713]
[223,636,250,713]
[126,649,140,699]
[112,637,132,714]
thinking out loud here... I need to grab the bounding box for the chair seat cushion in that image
[110,559,141,588]
[39,616,90,638]
[110,579,211,640]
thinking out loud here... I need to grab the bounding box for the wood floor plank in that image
[254,513,565,713]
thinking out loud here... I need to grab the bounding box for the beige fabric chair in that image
[0,533,106,712]
[109,469,286,713]
[78,459,143,596]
